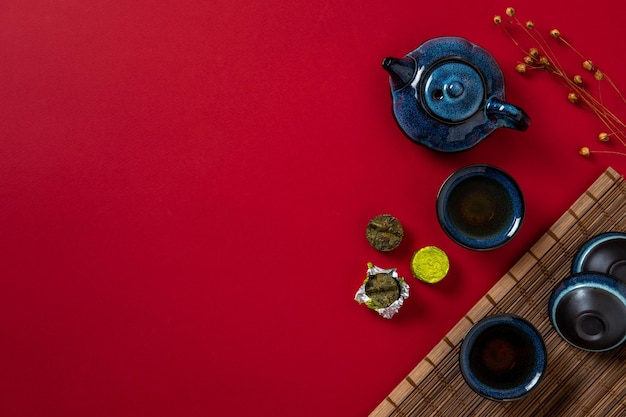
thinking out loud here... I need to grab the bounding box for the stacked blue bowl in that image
[549,232,626,352]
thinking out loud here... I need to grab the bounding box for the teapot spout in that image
[382,57,416,89]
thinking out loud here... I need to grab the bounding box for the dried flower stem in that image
[584,150,626,157]
[495,7,626,158]
[557,36,626,105]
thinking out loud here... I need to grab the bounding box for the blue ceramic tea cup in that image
[436,164,524,250]
[549,272,626,352]
[459,314,547,401]
[571,232,626,284]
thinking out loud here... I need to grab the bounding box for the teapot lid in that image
[422,60,485,123]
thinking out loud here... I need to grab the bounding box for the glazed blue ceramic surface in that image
[436,164,524,250]
[572,232,626,284]
[549,272,626,352]
[383,37,530,152]
[459,314,547,401]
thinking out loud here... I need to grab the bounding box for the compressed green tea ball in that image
[354,263,409,319]
[364,271,401,309]
[366,214,404,251]
[411,246,449,283]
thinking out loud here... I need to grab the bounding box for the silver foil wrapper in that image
[355,264,409,319]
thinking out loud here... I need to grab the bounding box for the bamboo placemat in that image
[370,167,626,417]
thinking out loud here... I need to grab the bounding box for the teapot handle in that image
[485,97,530,131]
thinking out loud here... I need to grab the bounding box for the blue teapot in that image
[383,37,529,152]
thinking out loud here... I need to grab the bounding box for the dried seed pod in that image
[529,48,540,58]
[506,7,515,17]
[494,15,502,25]
[573,75,583,85]
[539,56,550,66]
[598,132,610,142]
[526,21,534,29]
[524,56,534,65]
[568,93,579,103]
[594,70,605,81]
[515,63,527,73]
[579,147,591,157]
[550,29,560,39]
[583,60,595,71]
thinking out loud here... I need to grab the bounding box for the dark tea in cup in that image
[459,314,547,401]
[437,164,524,250]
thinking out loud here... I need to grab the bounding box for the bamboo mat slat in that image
[370,167,626,417]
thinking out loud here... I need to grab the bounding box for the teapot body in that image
[384,37,529,152]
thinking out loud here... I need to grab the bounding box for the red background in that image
[1,1,626,416]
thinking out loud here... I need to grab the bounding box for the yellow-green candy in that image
[411,246,449,283]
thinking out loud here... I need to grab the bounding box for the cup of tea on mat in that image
[459,314,547,401]
[437,164,524,250]
[549,272,626,352]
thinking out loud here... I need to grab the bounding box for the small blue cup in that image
[571,232,626,284]
[549,272,626,352]
[459,314,547,401]
[437,164,524,250]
